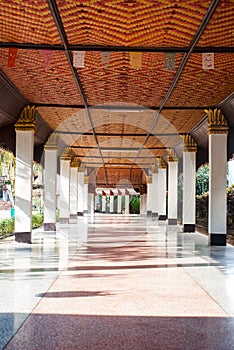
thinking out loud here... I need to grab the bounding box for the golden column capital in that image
[167,148,178,162]
[205,108,229,135]
[157,157,167,169]
[70,156,79,168]
[15,105,36,131]
[44,133,58,150]
[60,147,71,161]
[181,134,197,152]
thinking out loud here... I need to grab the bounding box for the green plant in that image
[32,213,44,228]
[0,218,14,238]
[130,195,140,214]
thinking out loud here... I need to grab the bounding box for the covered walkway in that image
[1,216,234,349]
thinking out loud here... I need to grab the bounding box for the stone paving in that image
[1,215,234,349]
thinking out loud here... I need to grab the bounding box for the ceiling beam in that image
[72,146,166,150]
[36,103,211,110]
[47,0,108,184]
[1,41,233,53]
[56,131,179,137]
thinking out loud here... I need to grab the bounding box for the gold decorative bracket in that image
[205,108,229,135]
[181,134,197,152]
[15,105,36,131]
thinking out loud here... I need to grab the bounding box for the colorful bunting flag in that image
[110,190,114,196]
[130,52,142,70]
[101,51,111,68]
[73,51,85,68]
[7,48,18,67]
[202,53,214,70]
[41,50,53,71]
[164,52,175,71]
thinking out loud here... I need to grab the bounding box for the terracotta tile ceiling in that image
[0,0,233,187]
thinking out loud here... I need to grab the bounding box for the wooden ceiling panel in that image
[167,53,234,107]
[0,0,61,44]
[77,52,183,106]
[58,0,210,47]
[0,49,84,105]
[197,0,234,47]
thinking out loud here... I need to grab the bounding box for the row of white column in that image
[14,106,228,246]
[144,111,228,246]
[100,193,130,214]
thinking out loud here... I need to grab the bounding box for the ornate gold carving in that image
[60,147,71,161]
[151,164,158,174]
[70,156,79,168]
[157,157,167,169]
[146,175,152,184]
[205,108,229,134]
[84,175,89,184]
[181,134,197,152]
[167,148,178,162]
[44,133,58,150]
[15,105,36,131]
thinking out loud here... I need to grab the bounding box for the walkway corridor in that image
[1,215,234,349]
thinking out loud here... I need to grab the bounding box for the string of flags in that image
[7,48,215,71]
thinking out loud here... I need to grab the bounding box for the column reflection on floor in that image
[2,214,234,349]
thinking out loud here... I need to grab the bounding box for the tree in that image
[196,164,209,195]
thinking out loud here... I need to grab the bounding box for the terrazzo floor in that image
[1,215,234,349]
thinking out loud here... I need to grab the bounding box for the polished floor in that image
[1,215,234,349]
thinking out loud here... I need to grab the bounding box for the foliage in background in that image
[0,213,44,238]
[130,195,140,214]
[196,164,209,195]
[196,186,234,227]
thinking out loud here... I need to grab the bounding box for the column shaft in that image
[15,130,34,243]
[59,159,70,223]
[209,134,227,245]
[125,195,130,215]
[117,195,122,214]
[69,166,78,221]
[158,168,167,220]
[77,171,84,216]
[183,152,196,231]
[110,196,114,213]
[44,148,57,230]
[168,161,178,225]
[152,172,158,217]
[102,195,106,213]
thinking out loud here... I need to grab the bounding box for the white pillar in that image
[125,192,130,215]
[59,148,71,224]
[152,167,158,217]
[117,193,122,214]
[158,159,167,220]
[102,194,106,213]
[146,176,152,216]
[207,108,228,245]
[44,134,58,231]
[110,195,114,213]
[77,165,84,216]
[14,106,35,243]
[83,176,89,214]
[69,157,78,222]
[141,193,147,215]
[88,193,94,214]
[182,135,197,232]
[168,150,178,225]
